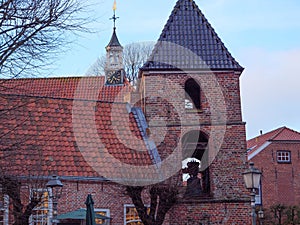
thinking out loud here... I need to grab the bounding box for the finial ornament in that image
[113,0,117,11]
[110,0,119,30]
[105,0,123,85]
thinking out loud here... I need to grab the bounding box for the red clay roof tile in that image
[0,94,152,180]
[247,127,300,156]
[0,76,132,102]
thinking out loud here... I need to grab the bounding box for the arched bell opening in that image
[182,130,210,197]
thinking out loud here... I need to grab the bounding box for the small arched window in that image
[184,78,201,110]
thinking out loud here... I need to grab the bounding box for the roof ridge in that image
[268,126,287,140]
[284,126,300,135]
[248,126,284,142]
[0,76,104,81]
[0,92,127,105]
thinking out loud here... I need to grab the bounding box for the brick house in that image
[0,0,251,224]
[247,127,300,209]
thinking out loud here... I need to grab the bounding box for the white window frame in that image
[255,182,262,205]
[0,194,9,225]
[124,204,142,225]
[277,150,291,163]
[29,188,52,225]
[124,204,150,225]
[94,208,110,225]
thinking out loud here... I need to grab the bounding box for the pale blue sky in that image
[52,0,300,139]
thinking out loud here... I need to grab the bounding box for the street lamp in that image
[258,209,264,225]
[46,175,63,225]
[243,162,262,225]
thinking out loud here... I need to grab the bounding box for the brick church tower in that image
[135,0,251,223]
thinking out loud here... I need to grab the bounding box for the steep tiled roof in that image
[247,127,300,158]
[0,76,131,102]
[0,94,152,181]
[142,0,243,71]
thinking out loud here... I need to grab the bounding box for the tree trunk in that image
[126,184,177,225]
[1,176,40,225]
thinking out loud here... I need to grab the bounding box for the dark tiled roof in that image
[0,76,131,102]
[0,94,152,180]
[142,0,243,71]
[106,28,122,48]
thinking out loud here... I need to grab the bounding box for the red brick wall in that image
[11,181,137,225]
[169,201,251,224]
[59,181,149,225]
[137,72,243,125]
[136,71,251,223]
[56,180,250,225]
[6,70,250,225]
[251,142,300,209]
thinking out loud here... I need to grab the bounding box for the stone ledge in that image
[178,197,250,204]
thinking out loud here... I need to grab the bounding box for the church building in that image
[0,0,251,224]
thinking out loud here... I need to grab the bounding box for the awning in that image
[57,208,111,220]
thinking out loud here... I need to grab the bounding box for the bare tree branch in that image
[0,1,95,222]
[0,0,92,78]
[85,55,106,76]
[123,42,154,84]
[86,42,154,85]
[126,183,178,225]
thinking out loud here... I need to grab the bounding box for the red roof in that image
[247,127,300,157]
[0,76,131,102]
[0,93,154,183]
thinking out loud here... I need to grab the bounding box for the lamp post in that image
[243,162,262,225]
[258,209,264,225]
[46,175,63,225]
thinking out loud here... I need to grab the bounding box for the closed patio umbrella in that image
[85,194,96,225]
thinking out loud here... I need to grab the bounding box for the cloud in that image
[240,48,300,138]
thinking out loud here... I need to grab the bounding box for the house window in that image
[277,151,291,163]
[95,208,110,225]
[30,189,51,225]
[255,182,262,205]
[0,192,9,225]
[184,78,201,110]
[124,205,149,225]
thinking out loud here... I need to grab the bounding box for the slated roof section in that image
[106,28,122,48]
[0,76,131,102]
[0,94,152,181]
[247,127,300,156]
[142,0,243,71]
